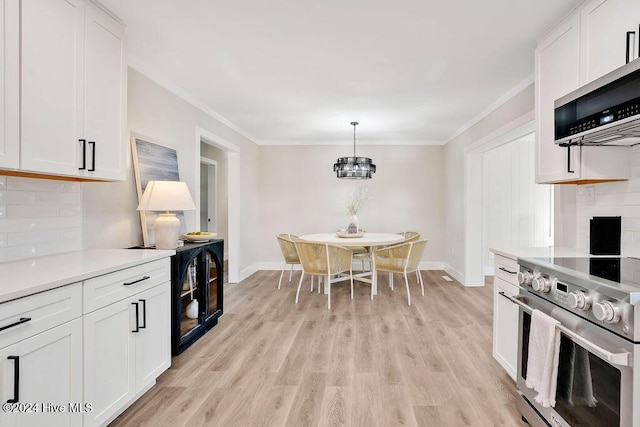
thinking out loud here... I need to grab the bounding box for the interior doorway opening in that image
[464,115,554,286]
[195,126,240,283]
[199,157,217,233]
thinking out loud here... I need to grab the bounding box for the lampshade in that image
[136,181,196,212]
[333,122,376,179]
[136,181,196,250]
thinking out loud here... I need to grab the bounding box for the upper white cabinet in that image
[83,2,127,180]
[535,2,632,184]
[20,0,85,177]
[581,0,640,83]
[10,0,126,181]
[0,0,18,169]
[535,13,582,184]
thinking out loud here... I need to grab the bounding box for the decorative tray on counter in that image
[181,232,217,242]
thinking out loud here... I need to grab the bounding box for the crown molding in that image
[445,73,535,144]
[127,56,261,145]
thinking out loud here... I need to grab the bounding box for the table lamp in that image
[137,180,196,249]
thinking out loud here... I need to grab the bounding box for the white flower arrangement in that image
[345,187,369,215]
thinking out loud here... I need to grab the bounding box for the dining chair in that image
[398,231,420,243]
[372,239,428,306]
[276,234,302,289]
[294,241,354,309]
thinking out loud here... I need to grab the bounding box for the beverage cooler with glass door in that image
[171,240,224,355]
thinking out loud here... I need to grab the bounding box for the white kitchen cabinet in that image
[83,297,135,427]
[83,1,126,180]
[535,9,631,184]
[535,13,582,184]
[580,0,640,84]
[17,0,126,181]
[0,0,19,169]
[0,283,82,427]
[0,319,83,427]
[134,284,171,391]
[492,255,519,381]
[83,269,170,427]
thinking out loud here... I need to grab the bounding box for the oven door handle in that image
[499,292,632,367]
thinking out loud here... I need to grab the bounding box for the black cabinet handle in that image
[7,356,19,403]
[626,31,635,64]
[131,302,140,333]
[88,141,96,171]
[139,299,147,329]
[498,267,517,275]
[123,276,150,286]
[78,139,86,170]
[567,145,575,173]
[0,317,31,332]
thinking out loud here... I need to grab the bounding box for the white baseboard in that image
[443,263,465,285]
[239,263,260,281]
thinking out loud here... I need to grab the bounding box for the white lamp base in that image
[154,213,181,249]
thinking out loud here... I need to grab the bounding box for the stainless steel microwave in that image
[554,59,640,147]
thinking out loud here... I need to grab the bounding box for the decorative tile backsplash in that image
[575,145,640,255]
[0,176,82,263]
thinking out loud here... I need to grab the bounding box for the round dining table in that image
[299,232,404,247]
[298,232,405,295]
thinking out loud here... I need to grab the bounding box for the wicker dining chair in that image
[399,231,421,243]
[372,239,428,306]
[294,241,354,309]
[276,234,302,289]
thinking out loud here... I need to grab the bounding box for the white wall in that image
[256,144,445,268]
[0,176,82,262]
[564,145,640,256]
[444,83,535,283]
[82,68,260,275]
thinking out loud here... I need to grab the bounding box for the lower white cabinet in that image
[0,318,83,427]
[493,276,520,381]
[83,280,170,427]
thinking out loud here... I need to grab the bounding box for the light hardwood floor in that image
[111,270,527,426]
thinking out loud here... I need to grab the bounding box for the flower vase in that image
[347,214,359,234]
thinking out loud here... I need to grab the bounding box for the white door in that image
[0,319,83,427]
[581,0,640,83]
[83,297,135,427]
[134,284,171,391]
[20,0,84,177]
[535,13,582,183]
[83,2,126,180]
[0,0,19,169]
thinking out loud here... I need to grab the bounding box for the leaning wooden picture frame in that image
[131,137,186,247]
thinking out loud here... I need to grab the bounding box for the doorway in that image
[464,114,553,286]
[195,126,240,283]
[200,157,217,233]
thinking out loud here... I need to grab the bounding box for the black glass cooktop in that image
[534,257,640,286]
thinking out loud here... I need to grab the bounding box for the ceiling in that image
[101,0,582,145]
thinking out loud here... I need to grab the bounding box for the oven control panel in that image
[516,263,635,339]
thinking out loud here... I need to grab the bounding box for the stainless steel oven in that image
[506,257,640,427]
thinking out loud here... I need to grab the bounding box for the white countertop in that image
[0,249,175,304]
[489,246,593,261]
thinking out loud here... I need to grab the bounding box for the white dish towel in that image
[526,309,561,408]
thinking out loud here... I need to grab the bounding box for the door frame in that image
[463,112,538,286]
[195,126,240,283]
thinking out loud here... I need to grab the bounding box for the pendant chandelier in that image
[333,122,376,179]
